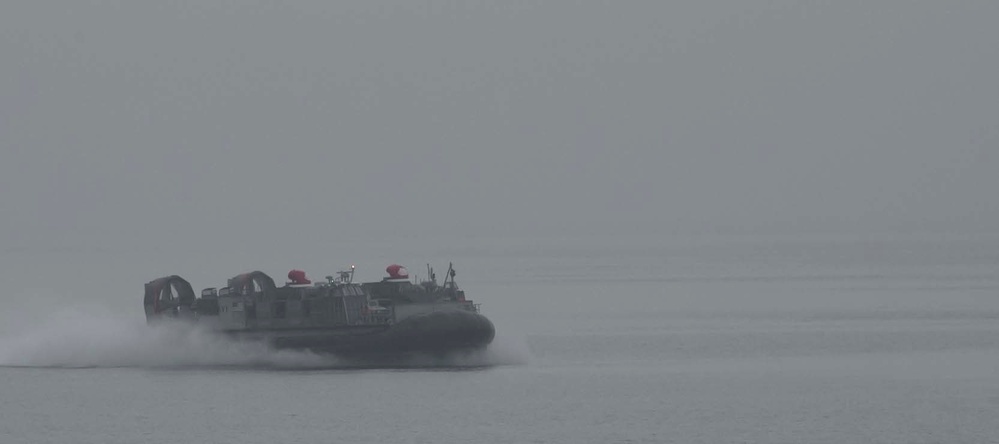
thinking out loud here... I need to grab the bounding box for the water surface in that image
[2,234,999,443]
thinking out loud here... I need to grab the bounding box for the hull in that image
[220,310,496,356]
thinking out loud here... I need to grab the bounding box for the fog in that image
[1,2,997,294]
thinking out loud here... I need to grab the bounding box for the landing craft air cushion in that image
[143,264,495,356]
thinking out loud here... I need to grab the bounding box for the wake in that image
[0,309,529,370]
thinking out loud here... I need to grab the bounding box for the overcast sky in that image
[2,1,997,257]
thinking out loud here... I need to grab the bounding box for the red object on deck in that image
[386,264,409,279]
[288,269,311,285]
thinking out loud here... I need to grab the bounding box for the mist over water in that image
[3,0,998,441]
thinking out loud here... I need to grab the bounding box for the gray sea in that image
[2,234,999,444]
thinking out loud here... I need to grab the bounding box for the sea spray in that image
[0,308,331,369]
[0,308,530,369]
